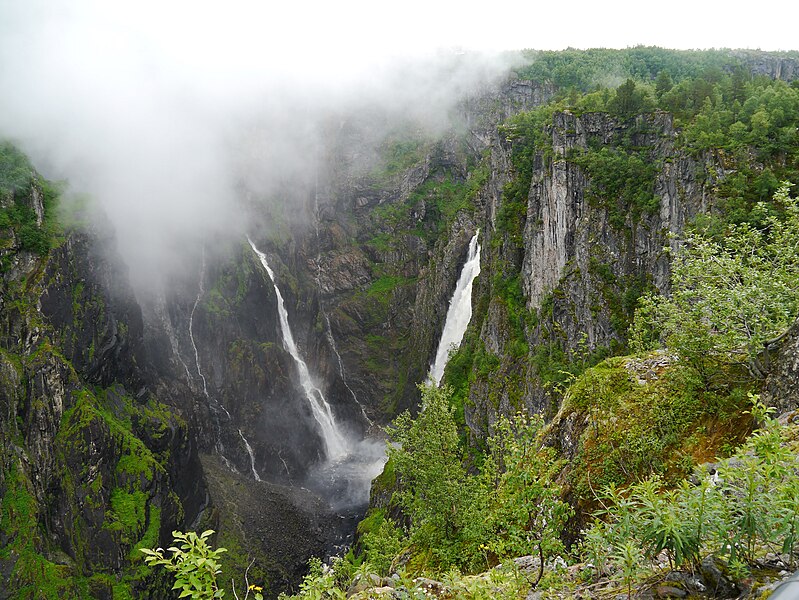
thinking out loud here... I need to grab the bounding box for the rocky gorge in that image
[3,48,799,598]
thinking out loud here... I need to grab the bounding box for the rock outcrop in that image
[763,318,799,413]
[463,109,715,439]
[0,176,206,595]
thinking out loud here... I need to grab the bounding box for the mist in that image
[3,0,785,289]
[0,0,520,291]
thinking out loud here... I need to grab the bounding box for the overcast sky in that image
[27,0,796,58]
[3,0,795,98]
[0,0,796,289]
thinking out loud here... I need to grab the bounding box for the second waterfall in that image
[429,231,482,386]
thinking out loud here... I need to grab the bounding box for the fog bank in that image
[0,0,518,289]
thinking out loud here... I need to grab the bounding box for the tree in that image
[654,71,673,98]
[386,387,572,575]
[387,385,478,568]
[608,79,652,117]
[481,413,571,587]
[632,181,799,378]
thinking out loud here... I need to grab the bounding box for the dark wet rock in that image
[699,556,740,598]
[199,454,341,598]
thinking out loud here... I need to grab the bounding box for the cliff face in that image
[734,50,799,80]
[460,109,717,439]
[0,177,206,596]
[0,174,344,596]
[282,79,557,417]
[522,111,693,309]
[146,242,329,483]
[3,49,799,598]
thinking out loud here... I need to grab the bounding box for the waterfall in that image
[239,429,262,482]
[247,238,348,460]
[189,248,210,399]
[429,231,481,386]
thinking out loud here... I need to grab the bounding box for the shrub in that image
[141,530,252,600]
[632,181,799,379]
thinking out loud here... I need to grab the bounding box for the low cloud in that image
[0,0,516,290]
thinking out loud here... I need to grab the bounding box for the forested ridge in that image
[279,48,799,599]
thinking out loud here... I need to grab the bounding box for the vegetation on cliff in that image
[5,46,799,600]
[0,142,61,259]
[0,144,197,599]
[280,49,799,598]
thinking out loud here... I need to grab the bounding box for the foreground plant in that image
[141,530,227,598]
[584,398,799,593]
[141,530,264,600]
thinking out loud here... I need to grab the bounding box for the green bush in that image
[141,530,260,600]
[632,181,799,379]
[586,400,799,585]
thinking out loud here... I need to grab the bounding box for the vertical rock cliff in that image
[3,48,799,599]
[0,172,206,596]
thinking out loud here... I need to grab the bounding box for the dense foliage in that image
[632,181,799,378]
[370,385,570,575]
[0,141,60,258]
[507,70,799,227]
[513,47,771,91]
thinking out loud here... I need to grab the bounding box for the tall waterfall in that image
[247,238,348,460]
[189,247,210,399]
[429,231,481,386]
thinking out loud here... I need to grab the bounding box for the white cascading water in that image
[247,238,348,460]
[188,248,210,399]
[429,231,481,386]
[239,429,262,481]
